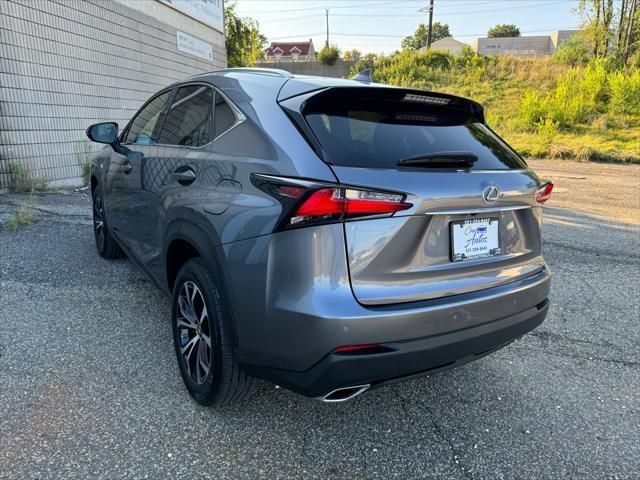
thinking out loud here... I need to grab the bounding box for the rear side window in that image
[304,94,527,170]
[214,93,237,137]
[158,85,213,147]
[124,91,171,145]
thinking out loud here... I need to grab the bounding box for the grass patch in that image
[5,194,39,231]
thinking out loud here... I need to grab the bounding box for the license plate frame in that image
[450,217,501,262]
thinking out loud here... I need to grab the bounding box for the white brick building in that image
[0,0,226,189]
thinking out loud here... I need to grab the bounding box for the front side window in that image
[157,85,213,147]
[124,91,171,145]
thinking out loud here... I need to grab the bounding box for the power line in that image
[241,0,419,15]
[330,1,568,17]
[240,0,568,15]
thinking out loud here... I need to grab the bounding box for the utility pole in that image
[426,0,434,49]
[325,8,329,48]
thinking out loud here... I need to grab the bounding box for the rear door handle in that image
[173,168,196,185]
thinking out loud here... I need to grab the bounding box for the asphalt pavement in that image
[1,176,638,479]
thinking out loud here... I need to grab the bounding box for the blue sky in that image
[234,0,582,54]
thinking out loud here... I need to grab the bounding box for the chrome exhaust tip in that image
[319,384,370,402]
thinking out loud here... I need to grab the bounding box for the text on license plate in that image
[450,217,500,262]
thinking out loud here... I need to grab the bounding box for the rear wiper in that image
[396,152,478,167]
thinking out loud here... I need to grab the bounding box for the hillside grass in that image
[352,52,640,163]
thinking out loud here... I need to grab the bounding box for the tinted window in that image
[158,85,213,146]
[214,93,236,137]
[305,96,527,170]
[124,91,171,145]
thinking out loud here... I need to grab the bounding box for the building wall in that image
[255,60,356,79]
[550,30,579,53]
[472,31,579,56]
[0,0,226,189]
[473,36,552,56]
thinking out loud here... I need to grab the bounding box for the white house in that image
[422,37,468,55]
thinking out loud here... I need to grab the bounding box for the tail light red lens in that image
[536,182,554,203]
[294,187,411,222]
[252,174,412,231]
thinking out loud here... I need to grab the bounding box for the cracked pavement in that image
[1,161,639,479]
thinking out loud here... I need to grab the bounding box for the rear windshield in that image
[304,93,527,170]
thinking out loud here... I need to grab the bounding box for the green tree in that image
[343,49,362,61]
[224,2,267,67]
[576,0,639,64]
[487,24,521,38]
[317,46,341,65]
[349,53,377,77]
[401,22,451,50]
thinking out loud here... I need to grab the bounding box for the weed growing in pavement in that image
[76,141,94,186]
[5,193,39,231]
[8,162,46,193]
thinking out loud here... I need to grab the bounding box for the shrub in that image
[554,36,591,66]
[519,91,546,127]
[608,69,640,114]
[581,58,609,107]
[535,117,559,144]
[317,46,340,65]
[8,162,43,193]
[415,50,453,70]
[548,70,587,125]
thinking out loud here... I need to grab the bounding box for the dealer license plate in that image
[451,217,500,262]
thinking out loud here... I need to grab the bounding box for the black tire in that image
[172,258,254,407]
[92,184,125,259]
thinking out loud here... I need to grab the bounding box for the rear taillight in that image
[252,174,412,231]
[293,187,411,225]
[536,181,553,203]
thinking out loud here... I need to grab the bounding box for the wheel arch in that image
[164,220,238,346]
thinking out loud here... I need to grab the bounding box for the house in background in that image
[421,37,468,55]
[472,30,579,56]
[266,40,316,62]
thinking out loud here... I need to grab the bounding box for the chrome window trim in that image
[212,88,246,141]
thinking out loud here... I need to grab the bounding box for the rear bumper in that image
[240,268,551,398]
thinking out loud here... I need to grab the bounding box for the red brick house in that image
[266,39,316,62]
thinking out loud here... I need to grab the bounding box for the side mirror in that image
[86,122,119,145]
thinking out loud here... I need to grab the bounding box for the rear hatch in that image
[283,86,546,306]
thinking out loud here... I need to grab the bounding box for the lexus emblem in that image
[483,185,500,204]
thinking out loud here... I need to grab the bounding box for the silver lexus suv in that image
[86,68,553,406]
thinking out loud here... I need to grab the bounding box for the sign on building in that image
[159,0,224,33]
[177,31,214,61]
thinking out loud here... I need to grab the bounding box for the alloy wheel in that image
[92,193,105,252]
[176,281,212,385]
